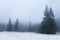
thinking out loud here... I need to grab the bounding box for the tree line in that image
[6,19,20,32]
[0,6,57,34]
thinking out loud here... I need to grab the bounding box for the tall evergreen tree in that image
[6,18,13,31]
[14,19,20,31]
[39,6,56,34]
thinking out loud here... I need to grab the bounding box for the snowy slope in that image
[0,32,60,40]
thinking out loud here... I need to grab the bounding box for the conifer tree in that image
[29,22,33,32]
[14,19,20,31]
[39,6,56,34]
[6,18,13,31]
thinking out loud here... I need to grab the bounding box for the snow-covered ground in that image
[0,32,60,40]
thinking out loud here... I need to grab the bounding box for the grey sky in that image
[0,0,60,24]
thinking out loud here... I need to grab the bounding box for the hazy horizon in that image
[0,0,60,24]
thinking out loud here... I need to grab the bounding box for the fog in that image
[0,0,60,24]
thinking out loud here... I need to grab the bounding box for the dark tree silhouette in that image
[6,18,13,31]
[14,19,20,32]
[39,6,57,34]
[28,22,33,32]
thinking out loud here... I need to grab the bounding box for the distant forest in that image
[0,6,59,34]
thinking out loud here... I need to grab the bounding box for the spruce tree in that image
[39,6,56,34]
[14,19,20,32]
[6,18,13,31]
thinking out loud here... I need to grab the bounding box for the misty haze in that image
[0,0,60,40]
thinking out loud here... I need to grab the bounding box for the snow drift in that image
[0,32,60,40]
